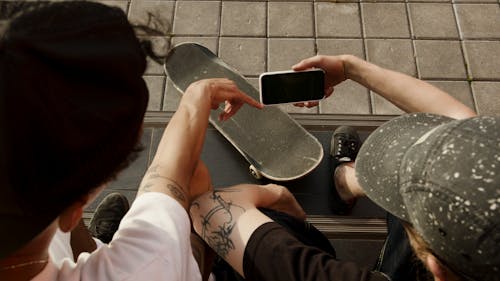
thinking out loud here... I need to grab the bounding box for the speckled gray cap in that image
[356,113,499,281]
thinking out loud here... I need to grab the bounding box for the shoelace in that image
[334,134,358,160]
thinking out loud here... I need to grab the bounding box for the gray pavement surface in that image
[2,1,498,114]
[114,0,500,116]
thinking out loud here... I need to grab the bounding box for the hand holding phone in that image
[259,69,325,105]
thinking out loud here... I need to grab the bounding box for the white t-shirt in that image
[49,229,105,268]
[48,229,73,268]
[36,192,202,281]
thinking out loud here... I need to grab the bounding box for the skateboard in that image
[164,43,323,181]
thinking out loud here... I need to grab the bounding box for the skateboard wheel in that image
[249,165,262,180]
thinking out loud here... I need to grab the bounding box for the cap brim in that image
[355,113,453,221]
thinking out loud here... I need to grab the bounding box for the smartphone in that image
[259,69,325,105]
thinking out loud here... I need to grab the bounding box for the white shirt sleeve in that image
[54,192,202,281]
[48,229,73,268]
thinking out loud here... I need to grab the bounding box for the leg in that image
[259,208,336,257]
[211,208,337,281]
[331,127,429,280]
[191,232,216,281]
[334,164,428,280]
[70,219,97,261]
[329,126,364,214]
[333,162,365,203]
[68,192,130,261]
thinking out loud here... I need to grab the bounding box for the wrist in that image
[183,83,212,109]
[340,54,358,81]
[341,55,379,86]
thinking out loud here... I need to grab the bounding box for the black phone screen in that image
[260,70,324,105]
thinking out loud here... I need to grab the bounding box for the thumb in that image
[292,56,321,71]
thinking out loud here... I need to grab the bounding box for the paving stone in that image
[143,76,166,111]
[454,0,498,3]
[268,0,315,2]
[427,81,476,112]
[268,39,316,72]
[371,92,405,115]
[171,37,219,55]
[162,78,182,112]
[365,39,416,77]
[407,0,449,2]
[409,3,459,39]
[139,36,170,75]
[149,128,164,165]
[268,2,314,37]
[173,1,220,36]
[315,2,361,38]
[455,4,500,39]
[247,77,260,94]
[221,2,266,37]
[219,37,266,76]
[97,1,128,12]
[128,1,175,36]
[316,39,367,113]
[414,40,466,79]
[320,80,371,115]
[464,41,500,80]
[316,39,364,59]
[362,3,410,38]
[361,0,407,2]
[472,82,500,116]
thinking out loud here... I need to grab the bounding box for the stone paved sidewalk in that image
[100,0,500,117]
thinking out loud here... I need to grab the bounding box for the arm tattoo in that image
[165,183,187,202]
[193,190,245,258]
[139,165,187,204]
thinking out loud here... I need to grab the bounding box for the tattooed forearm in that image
[139,164,188,205]
[193,190,245,258]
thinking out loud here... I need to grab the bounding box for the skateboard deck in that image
[164,43,323,181]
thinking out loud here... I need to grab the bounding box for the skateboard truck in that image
[249,165,262,180]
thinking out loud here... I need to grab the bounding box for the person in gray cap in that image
[355,112,499,281]
[294,55,499,281]
[189,54,498,281]
[0,2,265,281]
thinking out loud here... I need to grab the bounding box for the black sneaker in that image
[89,192,129,243]
[329,126,361,215]
[330,126,361,162]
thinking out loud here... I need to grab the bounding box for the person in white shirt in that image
[0,2,266,280]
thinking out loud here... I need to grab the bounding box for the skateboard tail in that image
[164,43,245,93]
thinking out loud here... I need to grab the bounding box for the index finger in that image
[214,80,264,109]
[238,91,264,109]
